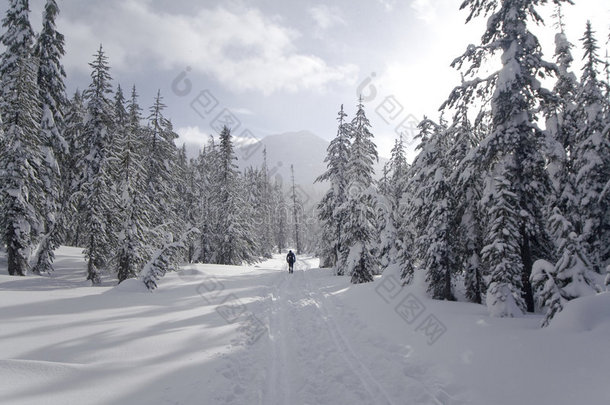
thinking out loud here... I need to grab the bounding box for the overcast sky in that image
[24,0,610,158]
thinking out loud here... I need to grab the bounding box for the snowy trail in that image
[0,250,458,405]
[262,257,396,405]
[303,270,450,405]
[264,271,293,405]
[3,248,607,405]
[301,265,397,405]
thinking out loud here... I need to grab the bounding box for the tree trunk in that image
[6,225,25,276]
[520,230,535,312]
[444,269,456,301]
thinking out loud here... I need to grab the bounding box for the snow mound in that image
[111,278,149,293]
[486,282,524,318]
[549,292,610,331]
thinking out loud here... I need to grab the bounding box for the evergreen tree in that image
[546,4,579,158]
[397,118,436,284]
[31,0,67,273]
[173,143,192,260]
[212,126,258,265]
[272,178,288,254]
[316,105,351,269]
[374,190,394,271]
[404,119,457,300]
[77,45,116,284]
[447,0,560,314]
[114,85,151,283]
[437,93,488,303]
[481,163,526,317]
[144,90,179,235]
[259,148,274,258]
[244,165,273,258]
[62,90,85,246]
[290,164,302,253]
[388,134,409,204]
[110,84,128,180]
[572,22,610,269]
[0,0,43,276]
[531,208,600,326]
[338,97,379,283]
[543,6,580,255]
[182,151,198,262]
[448,106,486,304]
[377,134,409,270]
[141,231,195,291]
[530,259,564,327]
[192,137,218,264]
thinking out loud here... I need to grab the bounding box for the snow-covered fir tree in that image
[271,177,288,254]
[182,148,199,263]
[397,118,436,284]
[173,143,192,260]
[77,45,117,284]
[338,98,379,283]
[289,164,303,253]
[0,0,43,276]
[316,104,351,270]
[192,138,216,263]
[447,105,486,304]
[403,119,457,300]
[377,134,408,270]
[31,0,67,274]
[446,0,561,314]
[114,85,151,283]
[374,190,394,271]
[543,6,580,250]
[144,90,179,236]
[211,126,258,265]
[244,163,273,259]
[572,21,610,270]
[258,148,275,258]
[481,161,526,317]
[62,90,85,246]
[531,208,600,326]
[141,231,196,291]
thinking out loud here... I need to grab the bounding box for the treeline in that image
[317,1,610,326]
[0,0,303,287]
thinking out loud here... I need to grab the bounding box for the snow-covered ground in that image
[1,247,608,404]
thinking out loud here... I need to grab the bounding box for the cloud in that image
[229,107,255,116]
[376,0,397,12]
[410,0,441,23]
[176,124,259,147]
[58,1,357,95]
[309,5,346,30]
[176,126,211,147]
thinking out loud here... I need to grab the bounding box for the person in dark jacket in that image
[286,250,296,274]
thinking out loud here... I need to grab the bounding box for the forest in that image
[1,0,609,328]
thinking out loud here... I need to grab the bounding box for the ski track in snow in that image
[306,271,457,405]
[264,272,292,404]
[301,268,396,405]
[257,257,448,405]
[3,248,608,405]
[263,258,383,404]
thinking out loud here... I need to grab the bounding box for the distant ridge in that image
[236,130,327,187]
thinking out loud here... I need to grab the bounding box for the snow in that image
[486,281,524,318]
[1,247,609,404]
[549,292,610,332]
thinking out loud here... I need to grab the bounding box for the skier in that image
[286,250,296,274]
